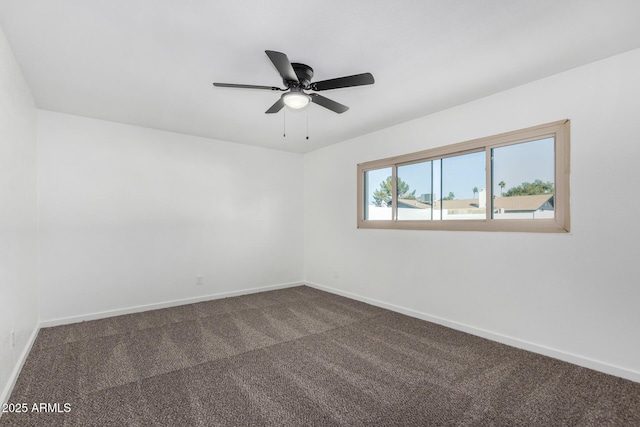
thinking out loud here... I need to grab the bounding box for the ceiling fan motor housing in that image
[290,63,314,87]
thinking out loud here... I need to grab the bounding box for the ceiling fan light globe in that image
[283,92,310,109]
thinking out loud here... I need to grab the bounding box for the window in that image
[357,120,570,232]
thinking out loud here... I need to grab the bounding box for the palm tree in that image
[472,186,479,198]
[498,181,506,196]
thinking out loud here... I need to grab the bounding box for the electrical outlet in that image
[196,275,203,286]
[10,330,15,349]
[334,270,340,279]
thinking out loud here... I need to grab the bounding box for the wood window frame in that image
[357,120,570,233]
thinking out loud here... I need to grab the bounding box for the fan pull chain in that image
[281,109,311,141]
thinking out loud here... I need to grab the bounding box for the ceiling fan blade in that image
[213,82,283,91]
[310,72,374,91]
[265,50,299,83]
[309,93,349,114]
[265,96,285,114]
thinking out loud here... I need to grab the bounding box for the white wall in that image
[304,48,640,381]
[0,25,38,402]
[38,111,304,322]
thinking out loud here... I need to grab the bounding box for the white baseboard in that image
[0,324,40,412]
[39,281,305,328]
[305,281,640,384]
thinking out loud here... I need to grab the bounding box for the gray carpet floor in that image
[2,285,640,426]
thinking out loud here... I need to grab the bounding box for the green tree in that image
[372,176,416,207]
[443,192,455,200]
[498,181,506,196]
[472,186,479,198]
[505,179,554,197]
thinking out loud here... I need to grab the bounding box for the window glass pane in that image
[397,161,432,220]
[364,167,392,220]
[439,151,486,220]
[492,137,555,220]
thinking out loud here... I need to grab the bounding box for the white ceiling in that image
[1,1,640,154]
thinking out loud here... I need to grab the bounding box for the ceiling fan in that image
[213,50,374,114]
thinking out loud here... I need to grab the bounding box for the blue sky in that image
[366,137,554,203]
